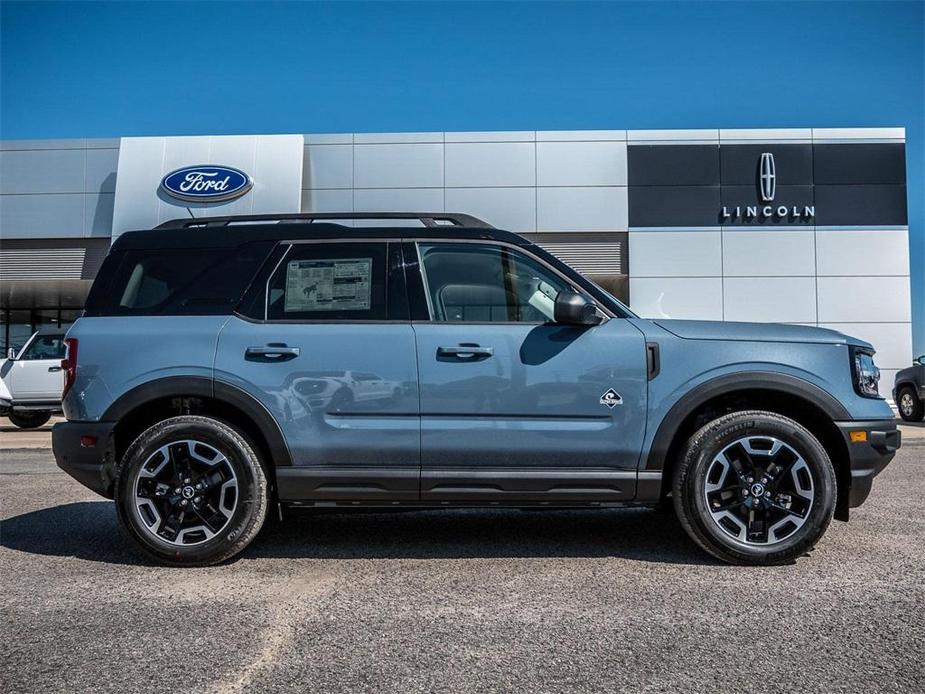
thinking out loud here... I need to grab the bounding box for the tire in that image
[8,411,51,429]
[115,415,268,567]
[672,410,836,565]
[896,386,924,422]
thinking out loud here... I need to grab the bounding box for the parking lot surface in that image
[1,425,923,693]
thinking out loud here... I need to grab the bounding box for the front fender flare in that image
[643,371,849,471]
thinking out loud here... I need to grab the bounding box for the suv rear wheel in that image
[673,410,836,565]
[115,415,268,566]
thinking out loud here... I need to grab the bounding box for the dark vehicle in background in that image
[894,356,925,422]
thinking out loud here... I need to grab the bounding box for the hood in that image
[651,319,874,349]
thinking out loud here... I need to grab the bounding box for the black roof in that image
[112,212,531,251]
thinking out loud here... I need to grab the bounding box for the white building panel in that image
[444,187,536,231]
[444,131,535,143]
[444,142,535,187]
[301,189,353,213]
[816,229,910,276]
[630,277,724,320]
[354,188,444,213]
[536,141,627,186]
[353,143,443,188]
[537,186,627,232]
[536,130,626,141]
[629,230,722,277]
[722,230,816,277]
[302,144,352,189]
[723,277,817,323]
[817,276,912,323]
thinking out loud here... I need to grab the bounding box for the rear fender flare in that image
[101,376,292,466]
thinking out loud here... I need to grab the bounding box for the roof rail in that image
[154,212,494,230]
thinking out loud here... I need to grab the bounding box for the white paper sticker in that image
[284,257,372,312]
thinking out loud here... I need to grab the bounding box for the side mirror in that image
[6,347,15,360]
[554,291,603,326]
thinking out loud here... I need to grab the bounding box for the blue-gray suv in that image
[53,212,901,566]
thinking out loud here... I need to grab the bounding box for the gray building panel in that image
[0,149,87,194]
[84,148,119,193]
[0,193,85,238]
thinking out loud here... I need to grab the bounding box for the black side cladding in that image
[83,241,275,317]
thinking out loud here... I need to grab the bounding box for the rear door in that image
[6,333,66,400]
[215,240,420,502]
[408,241,648,503]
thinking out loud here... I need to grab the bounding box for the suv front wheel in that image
[115,415,268,566]
[673,410,836,565]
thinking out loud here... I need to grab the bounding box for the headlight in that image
[851,348,881,398]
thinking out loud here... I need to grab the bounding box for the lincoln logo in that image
[721,150,814,221]
[759,152,776,202]
[160,165,253,203]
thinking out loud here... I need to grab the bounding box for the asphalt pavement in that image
[1,424,923,693]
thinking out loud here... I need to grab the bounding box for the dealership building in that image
[0,127,913,398]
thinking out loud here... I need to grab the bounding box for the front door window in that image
[417,243,573,323]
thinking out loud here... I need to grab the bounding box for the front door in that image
[215,241,420,502]
[411,241,648,503]
[4,333,66,400]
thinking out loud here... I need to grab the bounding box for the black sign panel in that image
[627,145,719,186]
[628,142,907,227]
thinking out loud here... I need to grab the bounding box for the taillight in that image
[62,337,78,398]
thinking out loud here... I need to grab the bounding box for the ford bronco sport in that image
[53,212,901,566]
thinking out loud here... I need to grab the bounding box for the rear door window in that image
[266,242,389,321]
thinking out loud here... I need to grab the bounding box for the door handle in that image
[48,366,62,372]
[436,344,494,361]
[245,344,301,362]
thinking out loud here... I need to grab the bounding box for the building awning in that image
[0,238,109,308]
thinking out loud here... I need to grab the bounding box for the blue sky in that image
[2,1,922,352]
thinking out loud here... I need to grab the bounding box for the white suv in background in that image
[0,330,66,429]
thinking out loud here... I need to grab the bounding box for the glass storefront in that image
[0,308,82,355]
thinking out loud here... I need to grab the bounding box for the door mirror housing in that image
[554,291,603,327]
[6,347,16,360]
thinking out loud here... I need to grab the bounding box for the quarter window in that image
[418,243,573,322]
[267,243,388,321]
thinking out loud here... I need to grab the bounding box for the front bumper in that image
[835,419,901,514]
[52,420,117,498]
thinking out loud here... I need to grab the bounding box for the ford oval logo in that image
[160,165,253,203]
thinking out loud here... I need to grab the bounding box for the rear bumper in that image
[835,419,901,512]
[52,420,117,499]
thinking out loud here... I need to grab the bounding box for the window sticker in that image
[284,258,372,312]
